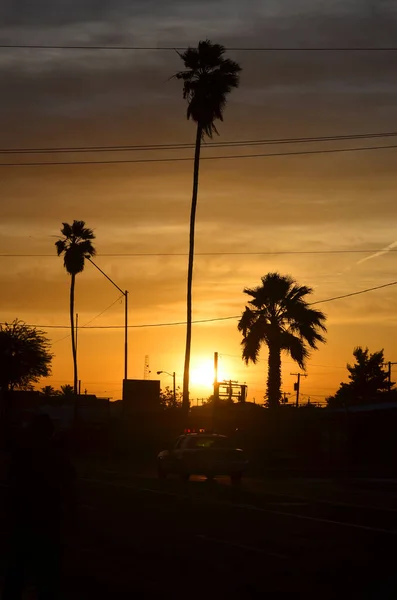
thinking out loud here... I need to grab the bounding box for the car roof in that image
[183,433,227,438]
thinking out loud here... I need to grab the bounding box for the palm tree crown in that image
[175,39,241,137]
[55,220,96,272]
[238,273,327,407]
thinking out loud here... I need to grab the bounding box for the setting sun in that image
[189,358,229,391]
[190,359,215,389]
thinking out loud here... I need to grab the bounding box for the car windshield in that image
[187,436,231,449]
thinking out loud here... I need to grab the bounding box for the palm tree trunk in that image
[267,343,282,408]
[182,124,203,420]
[70,273,78,409]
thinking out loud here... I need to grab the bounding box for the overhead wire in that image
[1,45,396,51]
[2,279,396,331]
[79,293,125,328]
[2,131,396,154]
[1,249,397,258]
[1,143,397,167]
[310,281,397,305]
[219,353,347,369]
[52,293,125,344]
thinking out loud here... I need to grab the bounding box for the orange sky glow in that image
[1,1,397,403]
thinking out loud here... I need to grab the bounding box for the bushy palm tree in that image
[60,384,74,397]
[175,40,241,416]
[238,273,327,408]
[41,385,56,397]
[55,221,96,396]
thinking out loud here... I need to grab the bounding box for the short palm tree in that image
[41,385,56,397]
[55,221,96,396]
[60,384,74,397]
[238,273,327,408]
[175,40,241,416]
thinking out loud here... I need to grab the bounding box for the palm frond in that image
[71,220,86,235]
[259,272,294,305]
[241,327,262,365]
[287,306,327,344]
[70,220,95,241]
[55,239,66,256]
[174,39,241,137]
[280,331,309,369]
[60,222,73,238]
[237,307,255,336]
[56,220,96,274]
[285,283,313,304]
[78,239,96,257]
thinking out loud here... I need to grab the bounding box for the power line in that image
[219,353,346,369]
[1,143,396,167]
[2,131,396,154]
[51,332,72,346]
[43,379,124,384]
[1,249,397,258]
[52,293,125,344]
[2,280,396,331]
[310,281,397,305]
[79,294,125,328]
[1,45,397,51]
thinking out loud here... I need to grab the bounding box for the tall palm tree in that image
[175,40,241,416]
[238,273,327,408]
[55,221,96,396]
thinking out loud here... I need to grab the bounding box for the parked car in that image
[157,433,248,483]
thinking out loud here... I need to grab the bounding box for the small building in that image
[122,379,161,413]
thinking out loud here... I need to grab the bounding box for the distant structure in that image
[218,380,247,403]
[144,355,151,380]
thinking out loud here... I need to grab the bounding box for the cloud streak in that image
[356,240,397,266]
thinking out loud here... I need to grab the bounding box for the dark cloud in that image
[1,0,396,45]
[1,0,396,125]
[0,0,148,27]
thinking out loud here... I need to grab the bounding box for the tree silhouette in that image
[238,273,327,408]
[175,40,241,417]
[55,221,96,397]
[60,384,74,397]
[160,385,182,410]
[0,320,52,416]
[40,385,56,397]
[327,347,395,408]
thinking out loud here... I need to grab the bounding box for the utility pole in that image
[386,361,397,394]
[172,371,176,406]
[213,352,219,432]
[213,352,219,404]
[124,290,128,381]
[291,373,307,407]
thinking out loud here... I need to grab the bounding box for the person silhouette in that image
[3,413,76,599]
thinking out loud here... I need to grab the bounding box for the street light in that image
[157,370,176,405]
[88,258,129,381]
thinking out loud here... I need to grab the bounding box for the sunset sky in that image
[1,1,397,403]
